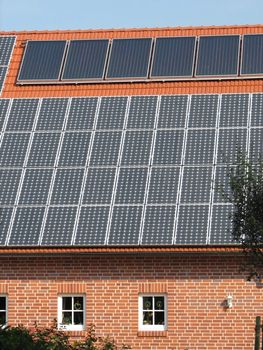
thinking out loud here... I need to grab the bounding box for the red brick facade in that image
[0,254,261,349]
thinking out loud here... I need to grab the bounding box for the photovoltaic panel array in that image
[17,34,263,84]
[0,93,260,247]
[0,36,16,94]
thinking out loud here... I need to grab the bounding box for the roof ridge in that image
[1,23,263,35]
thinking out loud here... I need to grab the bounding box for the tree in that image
[226,154,263,280]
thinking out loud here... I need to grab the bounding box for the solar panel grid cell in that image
[151,37,196,78]
[67,98,98,130]
[18,40,67,81]
[6,99,39,131]
[36,98,68,131]
[75,206,110,245]
[0,36,15,65]
[241,34,263,75]
[106,38,152,79]
[62,39,109,80]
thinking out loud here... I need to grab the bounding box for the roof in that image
[0,24,262,254]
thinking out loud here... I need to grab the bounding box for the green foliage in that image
[0,322,131,350]
[227,154,263,279]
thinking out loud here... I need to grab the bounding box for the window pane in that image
[62,312,72,325]
[73,297,83,311]
[0,297,6,310]
[154,297,164,310]
[74,312,84,325]
[143,311,153,325]
[155,312,165,325]
[0,312,6,324]
[143,296,153,310]
[62,297,72,310]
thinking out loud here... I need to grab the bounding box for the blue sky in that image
[0,0,262,31]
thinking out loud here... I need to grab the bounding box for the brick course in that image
[0,254,261,349]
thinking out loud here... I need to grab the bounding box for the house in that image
[0,24,263,349]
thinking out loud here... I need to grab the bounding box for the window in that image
[58,295,85,331]
[139,294,167,331]
[0,296,7,326]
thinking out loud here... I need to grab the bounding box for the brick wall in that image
[0,254,261,349]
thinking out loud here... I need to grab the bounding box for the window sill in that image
[64,330,86,337]
[137,330,168,337]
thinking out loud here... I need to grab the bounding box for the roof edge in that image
[0,246,242,255]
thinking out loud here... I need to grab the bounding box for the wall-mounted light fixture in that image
[226,295,233,308]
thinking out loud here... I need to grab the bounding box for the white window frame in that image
[138,294,167,331]
[0,295,7,327]
[58,295,85,331]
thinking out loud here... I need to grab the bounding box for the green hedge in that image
[0,322,131,350]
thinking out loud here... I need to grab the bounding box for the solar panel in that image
[175,205,209,244]
[210,204,234,244]
[75,206,110,245]
[96,97,128,130]
[121,130,153,165]
[9,207,45,246]
[213,166,232,203]
[58,132,91,167]
[108,206,142,245]
[0,36,15,65]
[241,34,263,75]
[0,169,22,205]
[18,40,67,81]
[27,133,61,167]
[185,130,215,165]
[220,94,249,127]
[19,169,53,205]
[0,208,13,245]
[0,133,30,167]
[67,97,98,130]
[151,37,196,78]
[115,167,148,204]
[106,38,152,79]
[6,99,39,131]
[50,169,84,205]
[127,96,158,129]
[37,98,68,131]
[148,167,180,204]
[251,94,263,127]
[62,39,109,80]
[90,131,122,166]
[0,67,7,92]
[249,128,263,162]
[0,99,10,131]
[83,168,116,204]
[141,206,175,245]
[188,95,218,128]
[41,206,77,245]
[217,128,247,164]
[158,95,188,128]
[181,166,212,203]
[153,130,184,165]
[196,35,240,77]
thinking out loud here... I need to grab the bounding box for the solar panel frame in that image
[150,36,197,80]
[61,39,110,81]
[241,34,263,76]
[195,35,241,78]
[105,37,153,80]
[0,36,16,66]
[17,40,68,83]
